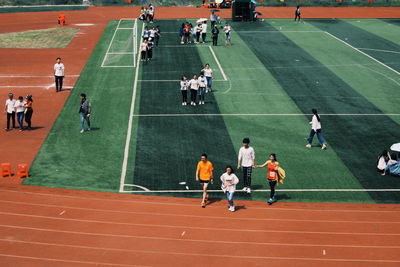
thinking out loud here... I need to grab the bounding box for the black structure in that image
[232,0,255,21]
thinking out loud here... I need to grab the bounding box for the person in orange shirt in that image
[254,153,279,205]
[196,153,214,208]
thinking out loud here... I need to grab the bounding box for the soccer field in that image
[24,18,400,204]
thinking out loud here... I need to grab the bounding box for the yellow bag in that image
[277,167,286,185]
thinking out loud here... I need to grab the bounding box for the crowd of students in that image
[4,93,34,131]
[138,4,155,23]
[140,25,161,62]
[179,21,232,46]
[180,64,213,106]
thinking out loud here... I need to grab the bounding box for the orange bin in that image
[17,164,29,179]
[1,163,12,177]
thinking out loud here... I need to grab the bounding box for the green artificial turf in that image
[25,19,400,204]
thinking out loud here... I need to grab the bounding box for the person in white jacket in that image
[306,109,327,150]
[189,75,199,106]
[220,166,239,212]
[197,73,207,105]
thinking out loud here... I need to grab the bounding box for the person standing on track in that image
[4,93,16,131]
[210,11,217,28]
[189,74,199,106]
[254,153,279,205]
[202,64,213,93]
[220,166,239,212]
[237,137,255,194]
[196,153,214,208]
[306,109,327,150]
[223,23,232,46]
[24,95,33,130]
[180,76,189,105]
[197,72,207,105]
[148,3,155,23]
[54,57,65,92]
[294,5,301,22]
[14,96,26,131]
[79,93,91,134]
[211,25,219,46]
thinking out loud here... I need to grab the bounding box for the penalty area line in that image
[131,113,400,117]
[121,189,400,193]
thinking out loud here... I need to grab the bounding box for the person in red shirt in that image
[255,153,279,205]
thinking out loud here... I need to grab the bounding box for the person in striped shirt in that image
[180,76,189,106]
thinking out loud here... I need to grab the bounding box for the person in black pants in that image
[24,95,33,130]
[4,93,16,131]
[294,5,301,22]
[211,25,219,46]
[54,57,65,92]
[147,38,154,61]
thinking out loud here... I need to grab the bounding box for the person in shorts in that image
[196,153,214,208]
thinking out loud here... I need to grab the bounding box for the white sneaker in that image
[206,89,209,93]
[87,128,91,131]
[202,101,205,104]
[229,206,235,212]
[193,103,196,106]
[321,144,327,150]
[182,102,184,106]
[242,187,247,191]
[247,187,251,194]
[306,144,312,148]
[80,129,84,133]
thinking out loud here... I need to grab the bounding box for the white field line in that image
[122,189,400,193]
[101,66,135,68]
[324,31,400,76]
[209,46,228,81]
[1,240,400,264]
[138,79,227,82]
[236,30,324,33]
[358,48,400,54]
[157,45,210,48]
[0,75,80,78]
[131,113,400,117]
[108,52,135,55]
[119,22,144,193]
[100,19,122,68]
[123,184,150,191]
[117,28,135,30]
[0,188,397,213]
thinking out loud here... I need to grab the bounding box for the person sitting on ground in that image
[139,6,146,20]
[382,152,399,176]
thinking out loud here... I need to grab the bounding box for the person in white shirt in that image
[197,73,207,105]
[14,96,26,131]
[140,39,148,61]
[4,93,16,130]
[306,109,327,150]
[220,166,239,212]
[54,57,65,92]
[223,23,232,46]
[180,76,189,106]
[210,12,217,28]
[188,75,199,106]
[201,64,213,93]
[149,27,156,39]
[201,21,207,43]
[148,4,154,23]
[237,137,255,193]
[195,23,202,43]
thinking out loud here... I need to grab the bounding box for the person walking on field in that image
[189,74,199,106]
[4,93,16,131]
[24,95,33,130]
[14,96,26,131]
[180,76,189,105]
[195,23,202,44]
[237,137,255,194]
[197,72,207,105]
[211,25,219,46]
[223,23,232,46]
[202,64,213,93]
[140,39,148,61]
[220,166,239,212]
[79,93,91,133]
[196,153,214,208]
[306,109,327,150]
[294,5,301,22]
[54,57,65,92]
[254,153,279,205]
[201,21,207,43]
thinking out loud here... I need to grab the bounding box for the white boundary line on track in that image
[1,239,400,263]
[1,212,399,236]
[0,75,80,78]
[0,85,73,89]
[119,20,143,193]
[324,31,400,76]
[122,189,400,193]
[2,199,397,224]
[131,113,400,117]
[358,48,400,54]
[209,46,228,81]
[0,189,396,213]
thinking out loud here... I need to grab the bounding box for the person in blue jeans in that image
[220,166,239,212]
[306,109,327,150]
[79,93,91,133]
[197,73,207,105]
[14,96,26,131]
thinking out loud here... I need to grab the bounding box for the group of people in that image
[138,4,155,23]
[179,20,232,46]
[140,25,161,62]
[196,138,283,211]
[4,93,34,131]
[180,64,213,106]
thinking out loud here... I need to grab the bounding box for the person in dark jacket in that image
[211,25,219,46]
[79,93,91,133]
